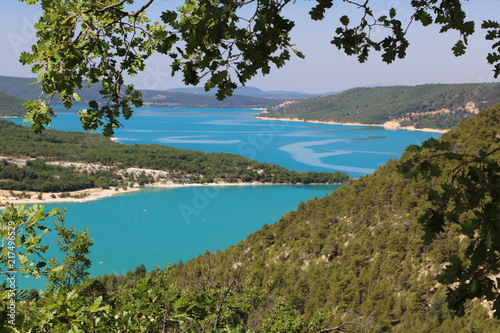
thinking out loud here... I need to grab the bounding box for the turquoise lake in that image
[7,108,440,289]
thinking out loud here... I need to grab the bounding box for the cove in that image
[18,184,341,290]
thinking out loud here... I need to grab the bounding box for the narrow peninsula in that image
[0,119,349,208]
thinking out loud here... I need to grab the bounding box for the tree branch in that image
[129,0,155,18]
[97,0,128,12]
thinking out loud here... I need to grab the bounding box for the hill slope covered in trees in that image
[4,106,500,331]
[261,83,500,130]
[0,91,26,117]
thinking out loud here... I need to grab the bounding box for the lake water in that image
[7,108,440,289]
[19,184,341,289]
[12,108,439,176]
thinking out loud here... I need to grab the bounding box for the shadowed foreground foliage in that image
[18,0,500,135]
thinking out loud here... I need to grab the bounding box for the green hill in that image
[0,90,26,117]
[262,83,500,129]
[139,90,282,109]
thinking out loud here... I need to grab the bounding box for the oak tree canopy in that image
[18,0,500,135]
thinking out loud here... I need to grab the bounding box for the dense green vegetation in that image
[0,119,349,188]
[0,91,25,117]
[4,0,499,330]
[398,108,476,129]
[262,83,500,129]
[2,105,499,331]
[0,159,123,192]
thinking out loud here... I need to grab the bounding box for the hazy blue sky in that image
[1,1,499,93]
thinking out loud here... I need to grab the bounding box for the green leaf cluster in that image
[398,104,500,318]
[19,0,163,135]
[329,0,475,65]
[0,204,56,278]
[163,0,299,100]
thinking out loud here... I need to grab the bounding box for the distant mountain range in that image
[3,75,498,132]
[0,76,323,112]
[165,86,323,100]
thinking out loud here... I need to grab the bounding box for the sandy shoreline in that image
[0,181,333,210]
[254,116,449,134]
[0,154,343,210]
[0,187,142,210]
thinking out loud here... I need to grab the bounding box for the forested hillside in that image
[262,83,500,129]
[3,107,499,331]
[0,119,349,193]
[0,91,25,117]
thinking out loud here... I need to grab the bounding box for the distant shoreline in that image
[0,153,347,210]
[2,114,449,134]
[254,116,450,134]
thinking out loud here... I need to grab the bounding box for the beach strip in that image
[0,181,326,209]
[254,116,450,134]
